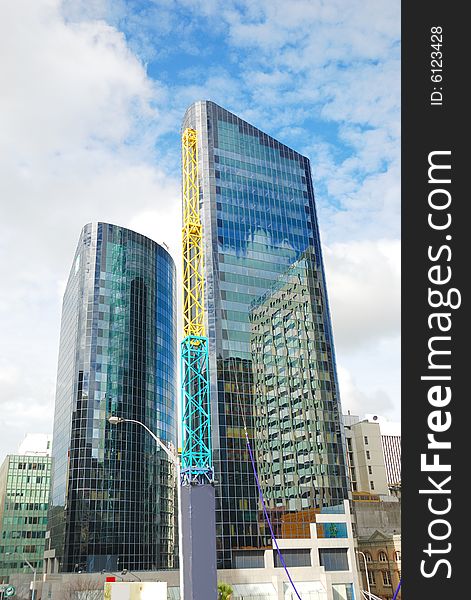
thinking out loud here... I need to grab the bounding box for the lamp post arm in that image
[7,555,36,600]
[22,558,34,571]
[120,419,179,468]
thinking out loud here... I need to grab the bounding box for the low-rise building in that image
[40,500,360,600]
[0,434,52,586]
[357,532,401,600]
[352,494,401,600]
[343,415,401,498]
[364,415,401,493]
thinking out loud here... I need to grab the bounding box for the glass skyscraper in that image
[46,223,177,573]
[182,101,349,569]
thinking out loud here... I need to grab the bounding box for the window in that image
[366,450,371,459]
[379,551,388,562]
[367,571,376,586]
[233,550,264,569]
[395,551,401,561]
[368,466,373,474]
[364,436,369,445]
[365,552,372,563]
[370,481,375,490]
[382,571,392,586]
[274,549,311,568]
[319,549,349,571]
[333,584,354,600]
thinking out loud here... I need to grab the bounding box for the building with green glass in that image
[45,223,177,574]
[250,249,346,514]
[0,453,51,581]
[182,101,349,569]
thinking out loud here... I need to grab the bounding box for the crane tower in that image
[180,127,217,599]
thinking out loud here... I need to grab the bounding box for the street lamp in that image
[108,416,181,590]
[108,417,179,468]
[5,554,36,600]
[357,550,371,597]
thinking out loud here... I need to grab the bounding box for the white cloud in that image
[324,238,400,351]
[337,361,398,420]
[192,0,401,244]
[0,0,177,460]
[1,3,155,155]
[0,0,401,459]
[323,238,401,421]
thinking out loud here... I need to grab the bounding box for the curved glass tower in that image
[46,223,177,573]
[182,101,349,569]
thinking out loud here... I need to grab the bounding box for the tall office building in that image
[45,223,177,573]
[0,435,52,581]
[182,101,349,568]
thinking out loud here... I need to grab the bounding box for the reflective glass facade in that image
[182,102,349,568]
[0,455,51,579]
[251,250,347,516]
[47,223,177,572]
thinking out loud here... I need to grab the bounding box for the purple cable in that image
[391,579,401,600]
[245,431,303,600]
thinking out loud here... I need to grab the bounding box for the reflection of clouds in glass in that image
[219,228,297,267]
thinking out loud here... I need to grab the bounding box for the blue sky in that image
[0,0,400,459]
[61,0,400,242]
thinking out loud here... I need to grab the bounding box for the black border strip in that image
[402,3,467,598]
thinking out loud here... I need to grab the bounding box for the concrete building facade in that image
[364,415,401,489]
[352,494,401,600]
[357,532,401,600]
[343,416,389,495]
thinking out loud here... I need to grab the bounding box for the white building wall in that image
[17,433,52,456]
[350,422,389,496]
[365,415,401,486]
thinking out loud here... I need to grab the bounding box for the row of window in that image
[231,548,350,570]
[0,544,40,554]
[6,502,49,510]
[367,570,393,587]
[15,462,49,470]
[2,530,46,539]
[0,559,43,571]
[364,550,401,562]
[8,476,46,484]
